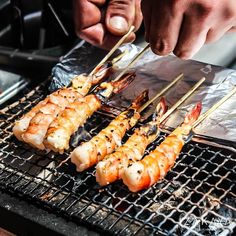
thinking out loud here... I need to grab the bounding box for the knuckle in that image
[109,0,133,10]
[168,0,184,14]
[108,0,135,21]
[223,8,235,21]
[186,1,216,28]
[169,0,181,9]
[193,1,215,18]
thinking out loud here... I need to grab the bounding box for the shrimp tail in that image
[96,98,167,186]
[112,72,135,94]
[131,90,149,110]
[152,97,168,122]
[91,61,113,84]
[184,102,202,126]
[95,73,135,101]
[70,90,148,172]
[139,98,167,138]
[122,102,202,192]
[100,89,149,115]
[72,50,127,88]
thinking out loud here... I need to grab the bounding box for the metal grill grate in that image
[0,81,235,236]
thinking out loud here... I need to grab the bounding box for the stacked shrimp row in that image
[70,100,202,192]
[13,71,108,152]
[13,59,137,154]
[70,90,149,171]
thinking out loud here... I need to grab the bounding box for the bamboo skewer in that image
[159,77,205,123]
[57,73,183,169]
[138,73,184,112]
[113,44,150,82]
[89,26,135,76]
[193,86,236,128]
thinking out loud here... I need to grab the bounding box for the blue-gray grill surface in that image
[0,80,235,236]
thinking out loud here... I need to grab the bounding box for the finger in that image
[79,23,136,49]
[141,0,152,42]
[133,0,143,32]
[149,1,184,55]
[228,26,236,32]
[105,0,136,36]
[89,0,106,6]
[174,15,209,59]
[206,26,233,43]
[73,0,104,31]
[206,4,236,42]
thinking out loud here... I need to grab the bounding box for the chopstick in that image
[89,26,135,76]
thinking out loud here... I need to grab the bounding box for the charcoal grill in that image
[0,80,235,236]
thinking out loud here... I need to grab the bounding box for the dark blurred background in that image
[0,0,235,77]
[0,0,78,77]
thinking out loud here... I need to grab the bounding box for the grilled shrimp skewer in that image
[71,61,114,96]
[44,73,135,153]
[13,87,79,142]
[96,78,206,186]
[96,99,167,186]
[13,53,121,148]
[12,26,135,147]
[70,90,149,171]
[123,86,236,192]
[70,73,184,171]
[122,103,202,192]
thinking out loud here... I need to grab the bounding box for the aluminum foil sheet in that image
[51,43,236,149]
[49,41,107,91]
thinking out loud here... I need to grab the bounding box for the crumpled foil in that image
[50,43,236,149]
[49,41,107,91]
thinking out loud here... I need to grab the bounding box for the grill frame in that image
[0,81,235,236]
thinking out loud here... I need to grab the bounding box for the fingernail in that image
[151,38,172,56]
[109,16,128,33]
[174,50,191,60]
[156,41,165,53]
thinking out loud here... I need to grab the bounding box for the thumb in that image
[106,0,136,36]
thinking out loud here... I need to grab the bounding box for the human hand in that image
[74,0,143,49]
[141,0,236,59]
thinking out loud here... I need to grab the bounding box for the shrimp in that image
[70,90,149,172]
[43,94,101,153]
[13,98,49,141]
[95,98,167,186]
[13,87,78,142]
[122,102,202,192]
[71,61,113,96]
[13,59,114,147]
[44,73,135,153]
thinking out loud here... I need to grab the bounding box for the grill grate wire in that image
[0,81,235,236]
